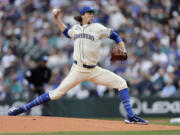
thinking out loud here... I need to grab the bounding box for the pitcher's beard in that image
[88,21,92,24]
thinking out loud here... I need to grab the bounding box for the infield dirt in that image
[1,116,180,133]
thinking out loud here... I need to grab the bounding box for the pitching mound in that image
[1,116,180,133]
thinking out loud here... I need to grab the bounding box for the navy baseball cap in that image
[40,56,48,62]
[80,6,94,15]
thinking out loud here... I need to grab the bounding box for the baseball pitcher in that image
[8,6,148,124]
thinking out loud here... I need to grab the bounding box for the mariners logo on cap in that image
[80,6,94,15]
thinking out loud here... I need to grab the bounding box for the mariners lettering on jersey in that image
[74,33,95,41]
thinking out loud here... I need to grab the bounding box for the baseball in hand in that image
[52,8,59,14]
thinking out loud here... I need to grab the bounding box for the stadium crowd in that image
[0,0,180,101]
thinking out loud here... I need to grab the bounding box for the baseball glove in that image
[110,45,128,61]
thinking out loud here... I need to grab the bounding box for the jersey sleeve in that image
[97,23,112,39]
[67,26,75,39]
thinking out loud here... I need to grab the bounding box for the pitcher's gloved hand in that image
[110,45,128,61]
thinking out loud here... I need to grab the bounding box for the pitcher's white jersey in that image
[68,23,111,65]
[49,22,127,101]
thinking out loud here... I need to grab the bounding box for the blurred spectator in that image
[0,77,11,101]
[152,49,168,64]
[160,78,176,98]
[108,5,126,31]
[1,48,16,74]
[135,73,153,96]
[151,68,166,96]
[96,85,107,97]
[74,84,90,99]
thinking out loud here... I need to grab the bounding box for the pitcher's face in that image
[81,11,94,24]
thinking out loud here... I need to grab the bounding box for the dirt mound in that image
[1,116,180,133]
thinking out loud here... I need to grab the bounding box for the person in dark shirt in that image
[25,56,51,115]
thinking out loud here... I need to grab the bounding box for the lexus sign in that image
[119,97,180,117]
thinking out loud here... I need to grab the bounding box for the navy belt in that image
[74,60,96,69]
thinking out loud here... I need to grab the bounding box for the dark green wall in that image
[1,97,180,117]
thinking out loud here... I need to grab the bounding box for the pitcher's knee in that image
[117,79,128,90]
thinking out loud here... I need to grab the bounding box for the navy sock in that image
[24,92,51,110]
[119,88,135,118]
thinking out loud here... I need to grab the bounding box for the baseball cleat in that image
[125,115,149,125]
[8,106,26,116]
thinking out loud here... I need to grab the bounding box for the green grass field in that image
[1,118,180,135]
